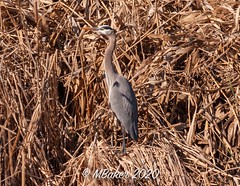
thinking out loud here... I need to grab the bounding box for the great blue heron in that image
[83,25,138,154]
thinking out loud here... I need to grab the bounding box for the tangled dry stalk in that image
[0,0,240,185]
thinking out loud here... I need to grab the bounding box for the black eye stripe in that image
[100,26,112,30]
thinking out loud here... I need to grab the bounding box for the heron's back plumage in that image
[109,75,138,140]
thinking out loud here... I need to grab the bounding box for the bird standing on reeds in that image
[83,25,138,154]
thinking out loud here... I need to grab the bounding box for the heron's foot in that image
[122,147,126,155]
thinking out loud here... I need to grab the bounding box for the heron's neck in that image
[104,34,117,86]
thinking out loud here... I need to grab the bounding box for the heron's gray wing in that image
[109,76,138,140]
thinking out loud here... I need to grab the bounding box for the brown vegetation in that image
[0,0,240,185]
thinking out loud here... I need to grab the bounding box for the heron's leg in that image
[116,118,119,146]
[111,117,118,147]
[122,127,126,154]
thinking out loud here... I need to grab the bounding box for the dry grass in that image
[0,0,240,185]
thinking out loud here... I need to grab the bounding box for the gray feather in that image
[109,75,138,140]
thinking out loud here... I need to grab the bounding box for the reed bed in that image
[0,0,240,185]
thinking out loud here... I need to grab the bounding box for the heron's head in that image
[83,25,116,36]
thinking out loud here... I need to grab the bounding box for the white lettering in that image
[92,169,129,179]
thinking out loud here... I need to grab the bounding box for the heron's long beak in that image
[82,26,98,32]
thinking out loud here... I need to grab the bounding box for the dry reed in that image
[0,0,240,185]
